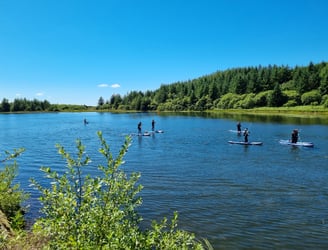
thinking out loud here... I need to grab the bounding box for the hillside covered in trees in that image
[98,61,328,111]
[1,61,328,113]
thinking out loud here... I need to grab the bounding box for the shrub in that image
[240,93,256,109]
[321,94,328,106]
[0,149,28,230]
[301,90,321,105]
[283,100,298,107]
[283,90,301,105]
[30,131,206,249]
[253,91,271,107]
[322,96,328,108]
[217,93,240,109]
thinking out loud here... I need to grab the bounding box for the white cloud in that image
[36,92,44,97]
[111,83,120,88]
[15,93,22,97]
[98,83,109,88]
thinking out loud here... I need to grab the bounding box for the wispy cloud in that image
[111,83,120,88]
[15,93,22,97]
[98,83,109,88]
[36,92,44,97]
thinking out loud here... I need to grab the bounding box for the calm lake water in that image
[1,112,328,249]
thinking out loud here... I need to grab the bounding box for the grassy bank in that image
[2,105,328,116]
[209,106,328,117]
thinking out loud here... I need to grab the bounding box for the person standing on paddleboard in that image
[243,128,249,143]
[291,129,299,143]
[152,120,155,131]
[138,122,142,135]
[237,122,241,133]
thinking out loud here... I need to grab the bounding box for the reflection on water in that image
[158,111,328,125]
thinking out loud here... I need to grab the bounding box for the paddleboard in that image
[130,132,153,137]
[142,132,153,136]
[228,141,263,146]
[279,140,314,147]
[229,130,242,134]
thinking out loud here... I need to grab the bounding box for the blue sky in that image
[1,0,328,106]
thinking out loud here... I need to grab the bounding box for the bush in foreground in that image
[0,148,29,248]
[26,131,208,249]
[0,149,28,230]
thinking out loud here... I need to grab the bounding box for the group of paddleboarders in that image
[137,120,156,135]
[236,122,299,143]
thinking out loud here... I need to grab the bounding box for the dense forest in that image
[97,61,328,111]
[1,61,328,112]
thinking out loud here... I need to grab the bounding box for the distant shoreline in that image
[1,106,328,117]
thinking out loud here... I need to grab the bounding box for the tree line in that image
[2,61,327,112]
[0,98,90,112]
[97,61,328,111]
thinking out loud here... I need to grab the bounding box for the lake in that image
[0,112,328,249]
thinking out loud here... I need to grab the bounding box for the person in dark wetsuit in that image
[291,129,298,143]
[151,120,155,131]
[243,128,249,143]
[138,122,142,134]
[237,122,241,133]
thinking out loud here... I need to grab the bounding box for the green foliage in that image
[98,96,105,106]
[322,95,328,107]
[217,93,239,109]
[319,64,328,95]
[144,212,204,250]
[239,93,256,109]
[280,80,295,91]
[30,132,205,249]
[95,62,326,112]
[253,91,270,107]
[55,104,89,111]
[0,148,28,230]
[3,62,326,112]
[267,83,287,107]
[229,74,247,94]
[0,98,94,113]
[301,90,322,105]
[0,98,10,112]
[283,90,301,105]
[9,98,51,112]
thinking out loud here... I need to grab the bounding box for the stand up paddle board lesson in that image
[134,120,164,137]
